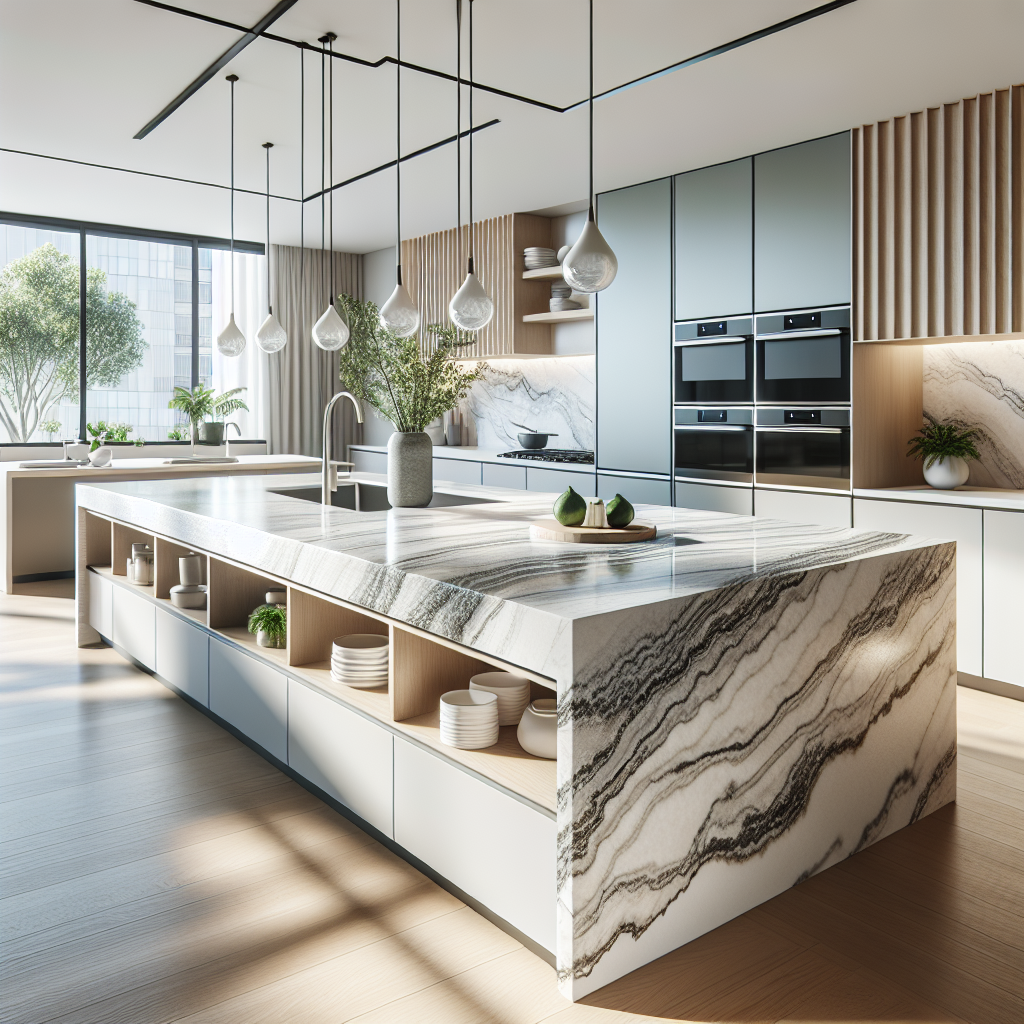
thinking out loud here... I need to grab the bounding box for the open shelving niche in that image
[83,511,557,814]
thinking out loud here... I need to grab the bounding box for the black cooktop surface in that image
[498,449,594,465]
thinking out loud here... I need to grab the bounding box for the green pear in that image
[553,486,587,526]
[605,493,635,528]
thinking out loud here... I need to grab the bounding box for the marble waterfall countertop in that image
[75,472,958,999]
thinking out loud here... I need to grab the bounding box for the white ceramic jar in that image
[517,698,557,759]
[923,455,970,489]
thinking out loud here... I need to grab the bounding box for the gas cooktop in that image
[498,449,594,465]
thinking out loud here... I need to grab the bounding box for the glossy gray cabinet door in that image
[754,132,851,312]
[597,178,672,476]
[526,467,596,497]
[597,474,670,506]
[675,158,752,321]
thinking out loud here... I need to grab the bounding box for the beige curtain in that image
[268,244,363,457]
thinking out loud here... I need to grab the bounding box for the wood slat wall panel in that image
[854,84,1024,340]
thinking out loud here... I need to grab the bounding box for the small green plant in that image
[907,422,981,469]
[86,420,135,450]
[40,419,62,441]
[168,385,248,454]
[167,426,189,441]
[247,604,286,639]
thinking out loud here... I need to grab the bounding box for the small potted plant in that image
[907,421,981,489]
[248,603,286,649]
[336,294,482,507]
[168,385,248,454]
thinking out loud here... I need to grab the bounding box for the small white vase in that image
[922,456,970,489]
[387,431,433,508]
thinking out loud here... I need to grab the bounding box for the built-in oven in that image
[755,307,850,404]
[754,408,851,491]
[674,407,754,483]
[674,317,754,404]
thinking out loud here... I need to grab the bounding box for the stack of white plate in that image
[549,281,582,312]
[469,671,531,726]
[331,634,388,689]
[439,690,499,749]
[524,247,558,270]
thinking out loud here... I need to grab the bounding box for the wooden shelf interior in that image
[155,538,207,600]
[111,522,154,579]
[288,588,386,669]
[521,266,565,280]
[84,511,112,568]
[208,557,281,635]
[522,308,594,324]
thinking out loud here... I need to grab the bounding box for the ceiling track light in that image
[379,0,420,338]
[561,0,617,294]
[256,142,288,353]
[217,73,247,356]
[448,0,494,333]
[312,32,350,351]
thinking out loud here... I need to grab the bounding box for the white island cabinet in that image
[209,639,287,762]
[982,509,1024,688]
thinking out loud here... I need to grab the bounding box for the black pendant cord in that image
[319,37,327,310]
[395,0,402,287]
[263,142,273,314]
[328,32,335,306]
[227,73,238,316]
[588,0,594,223]
[468,0,474,274]
[455,0,461,286]
[299,45,304,339]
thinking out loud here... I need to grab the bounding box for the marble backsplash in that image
[457,355,596,452]
[922,341,1024,489]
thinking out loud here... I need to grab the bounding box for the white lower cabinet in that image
[393,737,556,953]
[288,681,394,838]
[854,498,983,676]
[209,638,287,761]
[982,509,1024,688]
[526,466,596,497]
[155,607,209,706]
[88,570,112,639]
[754,488,852,528]
[433,457,482,485]
[675,481,753,516]
[112,585,156,670]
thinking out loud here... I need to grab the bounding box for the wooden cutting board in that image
[529,519,657,544]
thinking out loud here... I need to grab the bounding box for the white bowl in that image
[440,689,499,749]
[469,672,531,727]
[334,634,388,651]
[517,698,557,759]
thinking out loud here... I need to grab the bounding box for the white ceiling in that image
[1,0,1022,253]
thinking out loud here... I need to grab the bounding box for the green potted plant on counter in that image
[907,421,981,489]
[248,602,286,649]
[168,385,248,455]
[335,294,482,507]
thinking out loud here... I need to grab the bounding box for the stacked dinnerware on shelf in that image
[549,281,581,313]
[469,671,531,726]
[440,690,499,749]
[331,634,388,689]
[524,246,558,270]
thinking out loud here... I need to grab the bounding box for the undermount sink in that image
[272,481,497,511]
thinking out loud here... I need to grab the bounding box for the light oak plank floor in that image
[1,581,1021,1024]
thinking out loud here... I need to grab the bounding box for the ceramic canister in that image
[179,553,203,587]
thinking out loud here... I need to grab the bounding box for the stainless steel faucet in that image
[322,391,364,505]
[225,422,242,437]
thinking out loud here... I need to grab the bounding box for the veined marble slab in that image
[75,474,956,1000]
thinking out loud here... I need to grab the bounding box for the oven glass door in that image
[755,427,850,490]
[675,425,753,483]
[675,339,753,403]
[756,331,850,403]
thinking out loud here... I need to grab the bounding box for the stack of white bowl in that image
[549,281,581,313]
[524,247,558,270]
[331,634,388,689]
[439,690,499,749]
[469,671,531,726]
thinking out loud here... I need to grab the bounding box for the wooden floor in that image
[1,581,1021,1024]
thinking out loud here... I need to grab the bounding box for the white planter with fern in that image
[907,422,979,490]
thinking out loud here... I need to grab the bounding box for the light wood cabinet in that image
[288,681,395,838]
[209,638,287,761]
[755,488,852,528]
[393,737,556,953]
[853,498,982,675]
[982,510,1024,688]
[155,606,209,706]
[112,585,156,670]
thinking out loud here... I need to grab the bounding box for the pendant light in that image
[448,0,494,332]
[312,32,349,351]
[379,0,420,338]
[255,143,288,353]
[217,73,246,356]
[561,0,617,294]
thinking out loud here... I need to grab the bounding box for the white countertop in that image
[350,443,595,474]
[854,485,1024,512]
[0,453,319,480]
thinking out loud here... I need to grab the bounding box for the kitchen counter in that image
[74,472,956,1000]
[854,485,1024,512]
[350,442,596,474]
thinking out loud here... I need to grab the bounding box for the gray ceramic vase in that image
[199,421,225,445]
[387,431,433,508]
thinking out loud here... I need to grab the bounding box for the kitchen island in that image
[74,472,957,1000]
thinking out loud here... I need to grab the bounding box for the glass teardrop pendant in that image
[379,282,420,338]
[255,312,288,353]
[312,303,350,351]
[448,270,494,331]
[216,312,246,357]
[561,215,618,293]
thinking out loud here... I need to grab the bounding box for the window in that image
[0,225,81,442]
